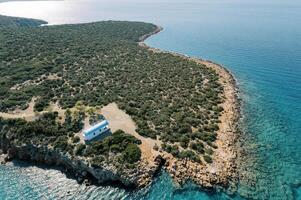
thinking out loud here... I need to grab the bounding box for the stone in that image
[81,171,87,177]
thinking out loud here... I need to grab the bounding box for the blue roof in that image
[84,120,109,135]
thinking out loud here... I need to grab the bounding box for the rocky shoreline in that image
[0,135,165,188]
[139,26,241,192]
[0,24,240,192]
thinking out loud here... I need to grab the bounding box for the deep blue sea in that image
[0,0,301,199]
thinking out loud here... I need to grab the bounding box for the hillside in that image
[0,15,238,188]
[0,15,46,27]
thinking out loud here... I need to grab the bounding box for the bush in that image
[190,142,205,154]
[168,145,179,157]
[204,155,213,163]
[122,143,141,164]
[161,143,168,152]
[34,98,49,112]
[72,136,80,143]
[112,130,141,145]
[110,144,123,153]
[74,144,86,156]
[197,132,217,143]
[179,136,190,149]
[205,148,214,155]
[153,143,159,151]
[53,136,68,151]
[88,141,108,155]
[207,142,218,149]
[91,156,105,168]
[179,150,198,161]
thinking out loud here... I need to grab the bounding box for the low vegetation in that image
[0,15,223,163]
[0,15,46,28]
[0,114,142,166]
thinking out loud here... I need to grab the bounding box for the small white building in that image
[83,120,111,141]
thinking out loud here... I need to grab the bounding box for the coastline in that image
[0,18,241,192]
[139,25,241,191]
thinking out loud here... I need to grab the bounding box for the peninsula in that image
[0,15,240,191]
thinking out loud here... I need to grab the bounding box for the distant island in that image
[0,15,240,191]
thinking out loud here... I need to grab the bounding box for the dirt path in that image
[0,98,65,122]
[0,98,37,121]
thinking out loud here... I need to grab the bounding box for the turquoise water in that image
[0,0,301,199]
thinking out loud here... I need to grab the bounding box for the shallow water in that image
[0,0,301,199]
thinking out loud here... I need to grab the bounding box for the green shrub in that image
[34,98,49,112]
[179,136,190,149]
[204,155,213,163]
[153,143,159,151]
[205,148,214,155]
[112,130,142,145]
[122,143,141,164]
[110,144,123,153]
[91,156,105,168]
[53,136,68,151]
[74,144,86,156]
[190,142,205,154]
[0,16,224,163]
[72,136,80,143]
[170,145,180,157]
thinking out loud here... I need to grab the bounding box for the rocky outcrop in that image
[138,26,163,42]
[138,25,241,193]
[0,135,164,188]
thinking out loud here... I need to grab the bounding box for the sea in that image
[0,0,301,199]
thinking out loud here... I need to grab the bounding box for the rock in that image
[172,163,177,170]
[83,179,91,186]
[0,136,157,188]
[0,155,6,164]
[154,155,164,166]
[7,147,17,159]
[81,171,87,177]
[77,175,84,184]
[164,160,169,167]
[4,155,11,162]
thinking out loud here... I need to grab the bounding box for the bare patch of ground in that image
[0,98,65,122]
[100,103,161,164]
[71,102,162,165]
